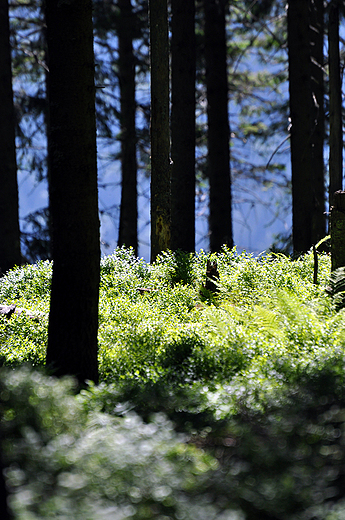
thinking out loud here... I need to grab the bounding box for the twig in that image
[313,245,318,285]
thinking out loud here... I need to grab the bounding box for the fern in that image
[206,289,343,358]
[326,267,345,311]
[252,305,284,340]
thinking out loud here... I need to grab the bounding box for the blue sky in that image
[18,140,291,263]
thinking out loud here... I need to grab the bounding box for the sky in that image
[18,142,291,263]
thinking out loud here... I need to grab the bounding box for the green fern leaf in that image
[252,305,284,339]
[326,267,345,310]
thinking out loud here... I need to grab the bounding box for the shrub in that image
[1,367,236,520]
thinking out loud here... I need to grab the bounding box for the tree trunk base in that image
[331,190,345,271]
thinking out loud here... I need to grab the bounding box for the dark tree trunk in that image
[288,0,314,254]
[149,0,171,261]
[171,0,196,252]
[328,0,343,207]
[330,190,345,271]
[118,0,138,255]
[45,0,100,384]
[43,40,52,261]
[204,0,233,253]
[310,0,326,242]
[0,0,21,275]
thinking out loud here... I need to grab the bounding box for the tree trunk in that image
[288,0,314,254]
[118,0,138,255]
[0,0,21,275]
[149,0,171,261]
[330,190,345,271]
[171,0,196,252]
[328,0,343,208]
[309,0,326,243]
[204,0,233,253]
[45,0,100,385]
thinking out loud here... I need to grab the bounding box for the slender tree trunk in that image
[149,0,171,261]
[204,0,233,252]
[45,0,100,384]
[118,0,138,255]
[171,0,196,252]
[310,0,326,242]
[43,40,52,261]
[328,0,342,207]
[0,0,21,275]
[288,0,314,254]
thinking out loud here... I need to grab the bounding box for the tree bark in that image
[288,0,314,254]
[309,0,326,243]
[45,0,100,384]
[204,0,233,253]
[149,0,171,261]
[331,190,345,271]
[328,0,343,208]
[171,0,196,252]
[118,0,138,255]
[0,0,21,275]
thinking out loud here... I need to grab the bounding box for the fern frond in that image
[326,267,345,310]
[327,267,345,294]
[206,303,243,332]
[252,306,284,339]
[273,290,304,324]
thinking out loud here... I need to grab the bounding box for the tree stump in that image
[204,260,219,293]
[331,190,345,271]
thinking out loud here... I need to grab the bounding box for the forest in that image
[1,0,344,266]
[1,0,345,518]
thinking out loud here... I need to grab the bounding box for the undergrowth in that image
[0,246,336,388]
[3,247,345,519]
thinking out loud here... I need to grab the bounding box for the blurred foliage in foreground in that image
[2,247,345,518]
[0,368,227,520]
